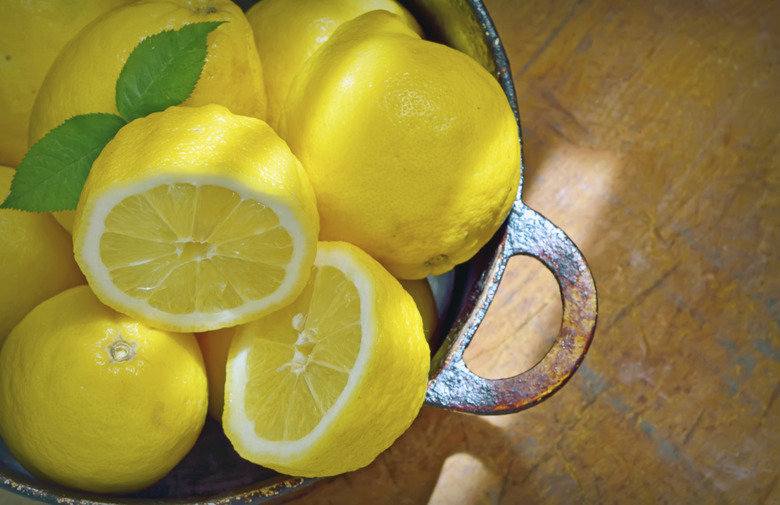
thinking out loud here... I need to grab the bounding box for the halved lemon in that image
[73,105,319,332]
[223,241,430,477]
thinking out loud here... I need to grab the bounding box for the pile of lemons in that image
[0,0,520,494]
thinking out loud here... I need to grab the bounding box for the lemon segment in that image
[74,105,319,332]
[223,241,430,477]
[242,264,362,442]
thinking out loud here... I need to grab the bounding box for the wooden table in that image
[1,0,777,504]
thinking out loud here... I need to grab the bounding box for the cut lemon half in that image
[73,105,319,332]
[223,241,430,477]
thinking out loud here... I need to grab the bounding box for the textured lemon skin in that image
[0,285,208,494]
[0,166,85,345]
[223,241,430,477]
[72,104,319,332]
[0,0,134,167]
[279,11,521,279]
[246,0,421,129]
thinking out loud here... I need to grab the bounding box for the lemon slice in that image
[73,105,319,332]
[223,241,430,477]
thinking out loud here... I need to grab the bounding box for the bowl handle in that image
[425,203,597,414]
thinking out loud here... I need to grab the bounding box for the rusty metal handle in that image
[425,203,597,414]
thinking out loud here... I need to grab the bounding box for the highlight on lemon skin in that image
[223,241,430,477]
[72,104,319,333]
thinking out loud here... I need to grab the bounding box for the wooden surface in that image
[1,0,778,504]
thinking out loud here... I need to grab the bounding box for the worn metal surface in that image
[425,203,597,413]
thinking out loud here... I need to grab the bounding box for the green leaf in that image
[0,114,126,212]
[115,21,226,122]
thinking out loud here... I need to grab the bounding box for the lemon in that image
[195,281,436,424]
[0,285,208,494]
[246,0,421,129]
[52,209,76,234]
[0,166,85,345]
[399,278,439,343]
[223,241,429,477]
[0,0,134,167]
[196,326,235,420]
[279,10,521,279]
[73,104,319,333]
[29,0,268,233]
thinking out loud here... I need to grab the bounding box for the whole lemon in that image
[0,0,134,167]
[246,0,421,128]
[279,11,521,279]
[0,166,85,346]
[28,0,268,233]
[0,285,208,494]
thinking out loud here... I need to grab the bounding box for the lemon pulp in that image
[223,241,429,478]
[242,264,362,441]
[98,182,294,315]
[73,105,319,333]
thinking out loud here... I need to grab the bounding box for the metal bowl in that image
[0,0,597,503]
